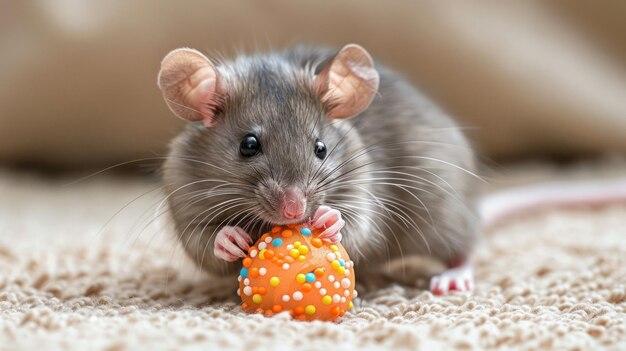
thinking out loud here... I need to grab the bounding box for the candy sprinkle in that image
[311,237,323,248]
[300,227,312,236]
[289,249,300,258]
[270,277,280,287]
[242,258,252,268]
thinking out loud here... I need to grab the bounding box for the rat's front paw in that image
[312,205,345,242]
[214,226,252,262]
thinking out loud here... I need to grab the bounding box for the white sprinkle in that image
[249,250,258,258]
[287,244,294,250]
[258,242,267,250]
[345,270,350,276]
[353,290,358,298]
[265,236,273,243]
[341,278,351,288]
[344,290,350,297]
[237,276,242,282]
[326,252,336,262]
[332,294,341,303]
[334,282,340,289]
[282,263,290,270]
[236,288,241,296]
[341,297,346,303]
[319,288,327,296]
[282,295,290,302]
[243,286,252,296]
[244,278,250,286]
[328,275,335,282]
[293,291,303,301]
[314,281,322,289]
[259,267,267,276]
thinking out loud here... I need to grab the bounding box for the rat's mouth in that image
[262,211,310,226]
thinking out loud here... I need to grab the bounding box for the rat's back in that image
[284,45,479,285]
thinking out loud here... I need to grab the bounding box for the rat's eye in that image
[314,139,327,159]
[240,133,261,157]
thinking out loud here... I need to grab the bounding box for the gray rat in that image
[157,44,478,295]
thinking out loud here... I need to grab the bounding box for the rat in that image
[157,44,479,295]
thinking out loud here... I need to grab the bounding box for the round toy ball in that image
[237,223,357,322]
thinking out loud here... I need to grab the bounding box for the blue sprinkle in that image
[240,267,248,278]
[339,259,345,267]
[272,238,283,247]
[305,273,316,283]
[300,227,312,236]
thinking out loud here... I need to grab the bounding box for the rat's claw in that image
[312,206,345,243]
[322,231,342,243]
[214,226,252,262]
[430,263,474,295]
[319,219,345,241]
[312,206,343,229]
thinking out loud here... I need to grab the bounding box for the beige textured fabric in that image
[1,164,625,350]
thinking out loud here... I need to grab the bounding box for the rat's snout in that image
[280,186,306,220]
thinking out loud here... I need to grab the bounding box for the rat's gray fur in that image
[162,45,479,278]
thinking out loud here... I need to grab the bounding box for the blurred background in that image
[1,0,626,170]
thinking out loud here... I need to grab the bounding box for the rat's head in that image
[158,44,378,226]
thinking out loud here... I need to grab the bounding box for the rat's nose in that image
[281,187,306,220]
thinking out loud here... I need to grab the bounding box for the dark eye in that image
[314,139,327,159]
[240,133,261,157]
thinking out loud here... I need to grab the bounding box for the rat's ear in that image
[316,44,380,119]
[157,48,223,127]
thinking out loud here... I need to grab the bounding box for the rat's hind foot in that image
[430,261,474,295]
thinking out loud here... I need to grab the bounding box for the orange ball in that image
[237,224,357,322]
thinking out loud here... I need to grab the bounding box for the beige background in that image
[2,1,626,168]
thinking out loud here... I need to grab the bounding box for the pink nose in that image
[281,187,306,220]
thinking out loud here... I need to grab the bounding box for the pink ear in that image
[317,44,380,119]
[157,48,222,127]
